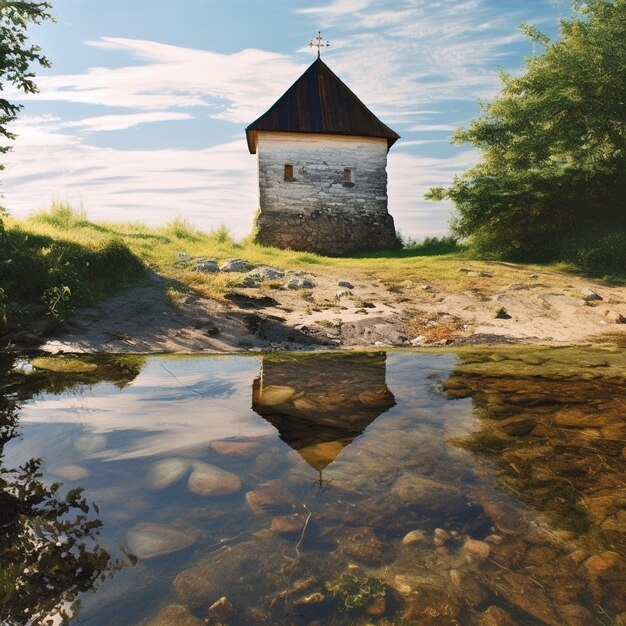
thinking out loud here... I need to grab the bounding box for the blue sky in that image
[2,0,569,239]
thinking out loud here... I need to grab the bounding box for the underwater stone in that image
[476,605,518,626]
[583,551,621,579]
[145,604,202,626]
[127,523,199,559]
[392,475,466,516]
[148,458,190,490]
[207,596,236,622]
[211,440,262,456]
[402,529,428,546]
[187,461,242,496]
[255,385,297,405]
[463,539,491,562]
[271,513,307,534]
[498,415,537,436]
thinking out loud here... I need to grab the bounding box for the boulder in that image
[196,259,219,273]
[286,277,315,289]
[187,461,242,496]
[247,266,284,280]
[391,475,466,516]
[219,258,252,272]
[581,287,602,301]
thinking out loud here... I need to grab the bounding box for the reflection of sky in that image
[10,356,276,463]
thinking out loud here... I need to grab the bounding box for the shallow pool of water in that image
[0,348,624,625]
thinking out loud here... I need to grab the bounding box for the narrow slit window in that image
[284,164,294,181]
[343,168,354,185]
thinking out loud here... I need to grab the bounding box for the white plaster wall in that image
[256,132,389,216]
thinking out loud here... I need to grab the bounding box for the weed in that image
[166,287,186,308]
[316,319,333,328]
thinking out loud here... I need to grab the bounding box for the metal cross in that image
[309,31,329,58]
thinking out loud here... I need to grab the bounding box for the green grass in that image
[2,202,608,328]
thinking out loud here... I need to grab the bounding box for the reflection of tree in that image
[0,355,143,624]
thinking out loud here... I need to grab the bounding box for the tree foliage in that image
[0,0,52,157]
[428,0,626,275]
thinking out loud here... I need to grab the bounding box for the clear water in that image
[0,349,624,626]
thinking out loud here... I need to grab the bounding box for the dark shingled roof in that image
[246,57,400,154]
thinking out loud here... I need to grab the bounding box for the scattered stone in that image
[362,301,376,308]
[146,604,202,626]
[126,522,199,559]
[219,258,252,272]
[366,595,386,616]
[336,289,352,298]
[581,287,602,302]
[211,440,262,456]
[480,271,494,278]
[195,259,219,273]
[402,529,429,546]
[176,252,190,261]
[392,475,466,516]
[498,415,537,436]
[459,267,472,273]
[286,277,315,289]
[433,528,451,547]
[463,538,491,562]
[557,604,595,626]
[207,596,236,623]
[338,280,354,289]
[245,484,295,518]
[187,461,242,497]
[582,551,620,579]
[148,458,190,490]
[476,605,518,626]
[507,283,528,291]
[338,526,385,565]
[205,325,220,336]
[449,570,489,608]
[248,266,285,280]
[495,307,512,319]
[604,309,626,324]
[420,284,434,291]
[255,385,296,405]
[529,273,540,279]
[410,336,426,346]
[236,276,256,288]
[271,513,307,534]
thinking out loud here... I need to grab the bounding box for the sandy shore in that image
[24,261,626,354]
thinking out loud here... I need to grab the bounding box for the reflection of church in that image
[252,352,395,481]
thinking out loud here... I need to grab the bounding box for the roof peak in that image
[246,56,400,154]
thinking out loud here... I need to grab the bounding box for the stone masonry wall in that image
[254,132,398,255]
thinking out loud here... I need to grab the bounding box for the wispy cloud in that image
[62,111,193,132]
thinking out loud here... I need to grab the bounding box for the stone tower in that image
[246,58,400,256]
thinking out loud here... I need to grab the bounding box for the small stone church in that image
[246,54,400,256]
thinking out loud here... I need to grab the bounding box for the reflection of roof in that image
[251,353,395,471]
[246,58,400,154]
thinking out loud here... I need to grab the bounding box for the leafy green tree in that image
[0,0,52,161]
[428,0,626,275]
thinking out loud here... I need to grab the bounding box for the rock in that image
[410,336,426,346]
[604,309,626,324]
[494,307,512,319]
[176,252,190,261]
[148,458,190,490]
[581,287,602,301]
[392,475,466,516]
[507,283,528,291]
[362,301,376,308]
[476,605,518,626]
[433,528,451,547]
[146,604,202,626]
[271,513,307,534]
[449,570,488,608]
[236,276,256,288]
[420,284,434,291]
[187,461,242,496]
[582,551,620,579]
[286,277,315,289]
[196,259,219,273]
[254,448,283,477]
[219,258,251,272]
[557,604,595,626]
[255,385,296,405]
[480,271,494,278]
[245,484,295,518]
[338,280,354,289]
[529,273,540,279]
[126,522,199,559]
[30,357,97,373]
[366,595,386,616]
[402,529,429,546]
[459,267,471,273]
[463,538,491,562]
[498,416,537,436]
[211,440,262,456]
[247,266,284,280]
[338,526,385,565]
[336,289,352,298]
[207,596,236,623]
[205,325,220,336]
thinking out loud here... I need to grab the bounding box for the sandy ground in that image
[27,261,626,354]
